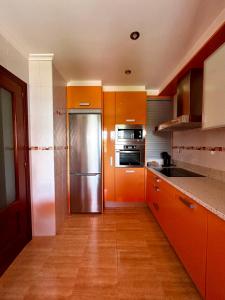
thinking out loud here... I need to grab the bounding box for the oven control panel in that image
[123,145,137,150]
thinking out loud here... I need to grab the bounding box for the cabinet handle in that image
[179,196,195,209]
[125,170,135,173]
[126,119,136,122]
[79,102,90,106]
[153,185,160,192]
[110,156,113,166]
[154,177,161,183]
[153,202,159,211]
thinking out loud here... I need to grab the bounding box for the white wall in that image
[0,33,28,82]
[53,66,67,233]
[173,128,225,172]
[28,55,56,236]
[28,55,67,236]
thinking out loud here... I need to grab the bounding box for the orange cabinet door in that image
[156,178,175,235]
[115,92,146,124]
[169,191,207,298]
[115,168,145,202]
[146,170,160,219]
[206,213,225,300]
[147,171,174,229]
[146,170,151,206]
[103,92,116,202]
[67,86,102,109]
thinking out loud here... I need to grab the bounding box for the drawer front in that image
[67,86,102,109]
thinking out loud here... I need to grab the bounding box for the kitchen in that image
[0,1,225,299]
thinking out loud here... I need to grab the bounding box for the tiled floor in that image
[0,207,201,299]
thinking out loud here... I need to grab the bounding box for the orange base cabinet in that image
[115,92,146,124]
[103,92,116,202]
[115,168,145,202]
[206,213,225,300]
[67,86,102,109]
[169,191,207,298]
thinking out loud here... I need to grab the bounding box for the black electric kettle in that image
[160,152,171,167]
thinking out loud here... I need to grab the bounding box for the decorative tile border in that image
[173,146,225,152]
[29,146,68,151]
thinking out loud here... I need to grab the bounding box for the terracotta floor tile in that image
[81,252,117,268]
[0,207,200,299]
[24,277,75,299]
[69,286,118,300]
[40,262,79,278]
[74,267,118,287]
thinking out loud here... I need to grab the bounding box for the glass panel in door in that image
[0,88,16,209]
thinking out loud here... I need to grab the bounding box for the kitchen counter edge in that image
[146,166,225,222]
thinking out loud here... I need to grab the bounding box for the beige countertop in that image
[147,167,225,221]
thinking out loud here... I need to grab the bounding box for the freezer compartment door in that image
[69,113,101,174]
[70,173,102,213]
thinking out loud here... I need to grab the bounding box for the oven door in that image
[115,150,144,167]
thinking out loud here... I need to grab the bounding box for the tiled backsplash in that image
[173,127,225,173]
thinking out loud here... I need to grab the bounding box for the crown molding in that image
[103,85,146,92]
[67,80,102,86]
[146,89,159,96]
[29,53,54,61]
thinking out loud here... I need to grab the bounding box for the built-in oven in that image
[115,144,145,167]
[115,124,145,144]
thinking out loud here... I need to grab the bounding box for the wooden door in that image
[206,213,225,300]
[103,92,116,202]
[0,66,31,275]
[115,168,145,202]
[115,92,146,124]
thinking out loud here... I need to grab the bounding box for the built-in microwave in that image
[115,144,145,168]
[115,124,145,144]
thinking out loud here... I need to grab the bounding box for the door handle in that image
[179,196,195,209]
[71,172,100,176]
[126,119,136,122]
[125,170,135,173]
[79,102,90,106]
[110,156,113,166]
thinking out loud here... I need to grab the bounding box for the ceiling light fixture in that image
[130,31,140,40]
[125,69,132,75]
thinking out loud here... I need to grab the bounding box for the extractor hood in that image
[156,69,203,131]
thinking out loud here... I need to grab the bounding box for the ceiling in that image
[0,0,225,90]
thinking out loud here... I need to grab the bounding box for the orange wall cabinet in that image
[103,92,116,202]
[115,92,146,124]
[115,168,145,202]
[67,86,102,109]
[206,213,225,300]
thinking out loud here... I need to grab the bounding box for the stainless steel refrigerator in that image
[69,113,102,213]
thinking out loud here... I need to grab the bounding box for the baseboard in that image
[104,201,147,208]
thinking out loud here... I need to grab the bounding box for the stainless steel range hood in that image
[157,69,203,132]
